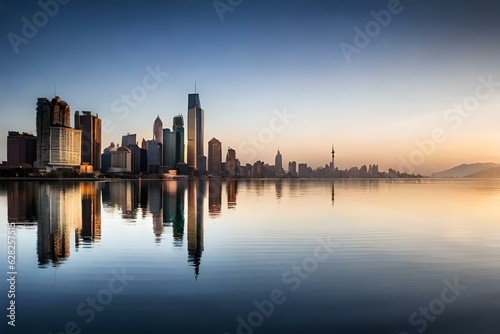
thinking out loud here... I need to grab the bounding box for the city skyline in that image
[1,1,500,174]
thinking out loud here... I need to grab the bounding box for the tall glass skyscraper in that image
[173,115,185,164]
[187,94,205,172]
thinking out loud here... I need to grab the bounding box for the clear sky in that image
[1,0,499,175]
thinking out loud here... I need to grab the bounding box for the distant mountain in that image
[432,163,500,178]
[466,166,500,178]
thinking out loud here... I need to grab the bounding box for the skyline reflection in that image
[4,179,341,276]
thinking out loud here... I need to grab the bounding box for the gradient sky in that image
[1,0,499,175]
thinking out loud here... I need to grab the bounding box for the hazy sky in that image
[1,0,499,175]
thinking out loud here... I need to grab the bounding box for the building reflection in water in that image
[80,183,102,244]
[208,179,222,216]
[332,181,335,207]
[275,179,282,200]
[148,181,163,241]
[227,179,237,209]
[163,180,187,247]
[188,181,205,280]
[6,179,337,278]
[102,181,140,219]
[7,182,37,223]
[36,183,82,267]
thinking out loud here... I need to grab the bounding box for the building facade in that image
[75,111,101,171]
[208,137,222,176]
[275,149,283,177]
[36,97,82,169]
[187,94,205,172]
[173,115,185,164]
[7,131,37,166]
[298,163,308,178]
[226,148,236,178]
[121,133,137,148]
[110,146,132,172]
[153,116,163,143]
[49,127,82,167]
[147,140,162,173]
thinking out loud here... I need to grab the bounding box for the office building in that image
[121,133,137,148]
[49,127,82,167]
[147,140,162,173]
[298,163,308,178]
[208,137,222,176]
[153,116,163,143]
[173,115,185,164]
[187,94,205,172]
[275,149,283,177]
[75,111,101,170]
[36,97,82,169]
[110,146,132,172]
[289,161,297,176]
[162,128,176,169]
[7,131,37,166]
[226,148,236,178]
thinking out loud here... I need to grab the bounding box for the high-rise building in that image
[75,111,101,170]
[162,128,176,168]
[35,98,51,167]
[49,127,82,167]
[275,149,283,177]
[173,115,185,164]
[288,161,297,176]
[147,140,162,173]
[162,115,185,170]
[101,142,117,173]
[7,131,37,166]
[208,137,222,176]
[298,163,308,178]
[121,133,137,148]
[36,97,81,169]
[153,116,163,143]
[187,94,205,172]
[226,147,236,178]
[110,146,132,172]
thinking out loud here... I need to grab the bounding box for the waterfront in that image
[1,179,499,333]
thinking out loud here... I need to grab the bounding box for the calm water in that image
[1,179,500,334]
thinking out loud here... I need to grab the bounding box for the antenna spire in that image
[54,82,56,96]
[195,82,197,94]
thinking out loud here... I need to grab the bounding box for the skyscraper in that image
[147,140,162,173]
[226,147,236,178]
[298,163,308,178]
[173,115,185,164]
[36,97,81,169]
[153,116,163,143]
[163,115,185,169]
[75,111,102,170]
[162,128,176,168]
[187,94,205,172]
[275,149,283,177]
[35,98,51,167]
[289,161,297,176]
[208,137,222,176]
